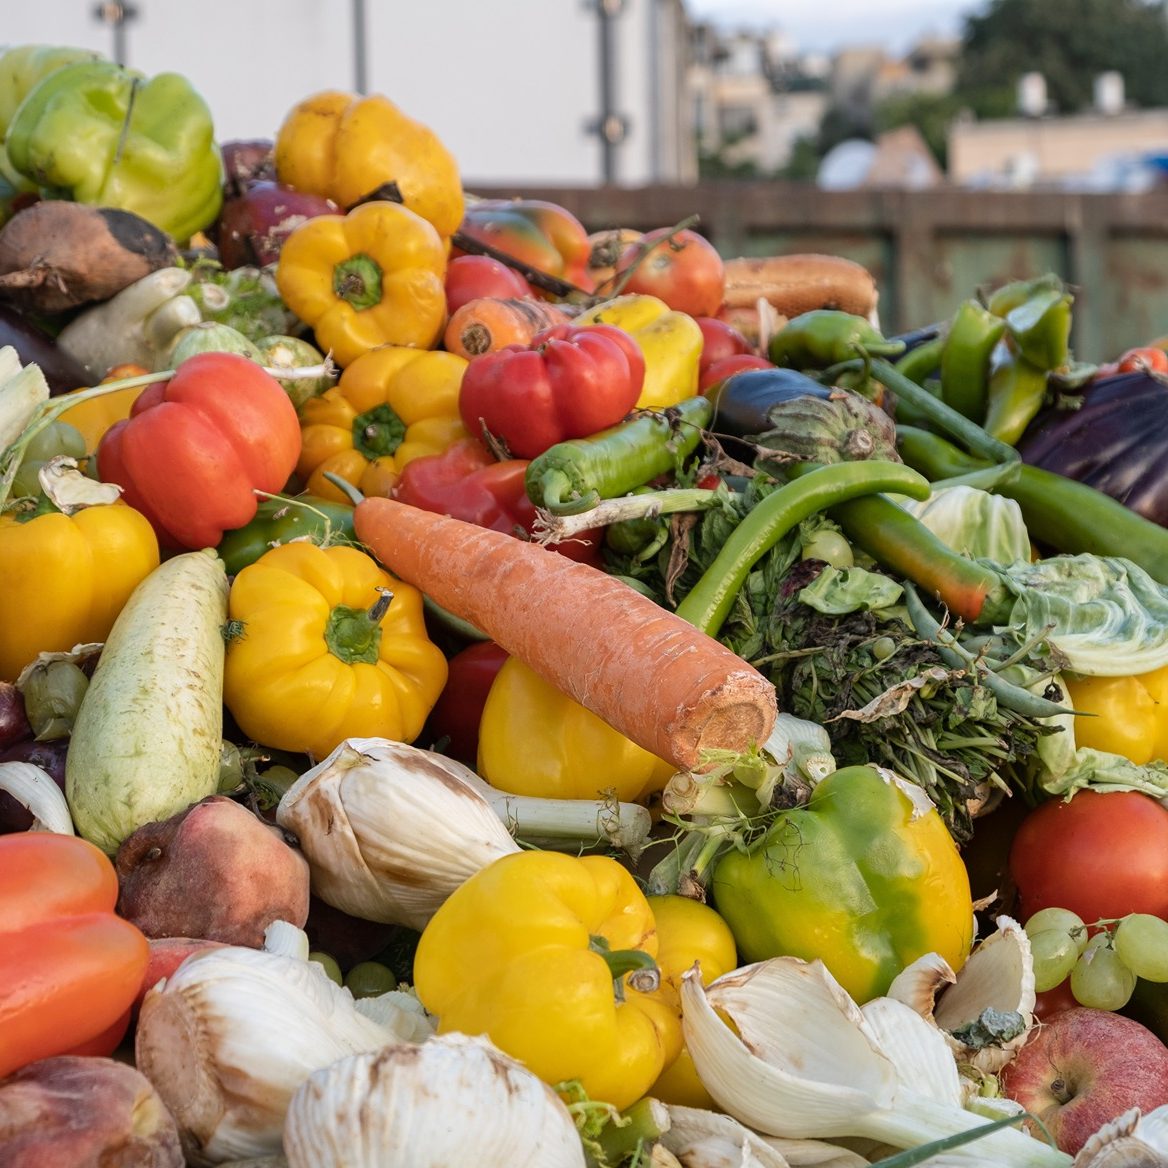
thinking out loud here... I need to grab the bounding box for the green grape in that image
[1114,914,1168,982]
[10,458,45,499]
[1024,907,1089,953]
[308,950,343,985]
[345,960,396,999]
[22,420,87,463]
[1028,928,1080,992]
[1070,935,1136,1010]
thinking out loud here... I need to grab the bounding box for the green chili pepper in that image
[982,349,1049,446]
[1004,287,1073,371]
[984,273,1064,318]
[216,494,358,576]
[896,425,1168,586]
[783,460,1012,625]
[894,335,945,386]
[939,300,1007,423]
[674,461,931,637]
[524,395,713,516]
[767,309,905,371]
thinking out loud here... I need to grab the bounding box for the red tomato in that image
[1009,790,1168,925]
[698,354,774,393]
[613,228,725,318]
[426,641,509,766]
[1116,346,1168,375]
[696,316,754,372]
[445,255,531,315]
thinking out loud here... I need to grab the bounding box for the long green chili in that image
[525,395,713,515]
[675,461,931,637]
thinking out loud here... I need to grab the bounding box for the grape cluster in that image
[1024,908,1168,1010]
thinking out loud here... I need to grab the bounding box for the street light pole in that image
[93,1,138,65]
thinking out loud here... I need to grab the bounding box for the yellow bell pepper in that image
[644,894,738,1110]
[221,542,448,760]
[477,656,671,803]
[0,504,159,681]
[413,850,679,1110]
[1064,664,1168,764]
[273,89,465,238]
[56,364,151,451]
[275,200,448,369]
[575,294,703,409]
[296,347,470,504]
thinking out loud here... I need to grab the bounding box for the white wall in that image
[1,0,694,187]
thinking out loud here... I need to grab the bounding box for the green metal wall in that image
[475,182,1168,362]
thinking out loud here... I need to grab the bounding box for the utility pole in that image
[590,0,629,185]
[352,0,369,94]
[93,2,138,66]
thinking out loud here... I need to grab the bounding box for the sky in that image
[686,0,986,56]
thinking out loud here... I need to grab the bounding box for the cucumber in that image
[66,549,228,854]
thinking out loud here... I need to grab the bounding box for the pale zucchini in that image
[66,548,229,854]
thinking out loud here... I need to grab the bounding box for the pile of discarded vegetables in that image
[6,40,1168,1168]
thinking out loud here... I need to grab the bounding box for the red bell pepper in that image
[456,198,595,292]
[96,352,302,550]
[0,833,149,1077]
[393,437,602,566]
[457,323,644,460]
[424,640,510,765]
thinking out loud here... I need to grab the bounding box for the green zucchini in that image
[66,549,229,853]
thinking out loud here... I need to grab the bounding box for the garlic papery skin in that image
[135,944,433,1166]
[282,1033,586,1168]
[662,1105,869,1167]
[680,958,1072,1167]
[276,737,521,931]
[0,761,73,833]
[1075,1105,1168,1167]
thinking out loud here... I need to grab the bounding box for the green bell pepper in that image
[5,59,222,242]
[216,495,358,577]
[710,764,974,1004]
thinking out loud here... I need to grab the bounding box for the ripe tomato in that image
[445,255,531,315]
[614,227,725,318]
[696,316,754,372]
[698,353,774,393]
[1116,346,1168,375]
[1009,790,1168,925]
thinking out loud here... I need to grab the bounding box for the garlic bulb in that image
[1074,1105,1168,1167]
[276,737,521,930]
[282,1033,586,1168]
[662,1105,868,1167]
[680,956,1071,1167]
[135,943,433,1166]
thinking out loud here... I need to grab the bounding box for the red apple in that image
[1000,1007,1168,1154]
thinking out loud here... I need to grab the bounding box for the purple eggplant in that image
[1017,370,1168,527]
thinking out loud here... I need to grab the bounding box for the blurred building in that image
[2,0,698,188]
[948,72,1168,190]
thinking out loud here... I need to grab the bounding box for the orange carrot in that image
[444,296,571,360]
[353,497,777,771]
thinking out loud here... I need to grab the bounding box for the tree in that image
[956,0,1168,116]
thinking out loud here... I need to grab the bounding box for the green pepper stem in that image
[333,253,383,311]
[588,934,660,991]
[535,468,600,515]
[323,587,391,665]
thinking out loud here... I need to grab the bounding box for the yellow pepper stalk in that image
[0,504,159,681]
[275,200,448,369]
[477,656,672,803]
[222,542,448,760]
[273,89,465,238]
[1064,664,1168,764]
[576,294,703,409]
[644,894,738,1109]
[413,850,679,1110]
[297,347,469,504]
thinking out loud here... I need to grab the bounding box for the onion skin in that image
[216,181,338,269]
[0,739,67,834]
[0,683,30,751]
[1017,370,1168,526]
